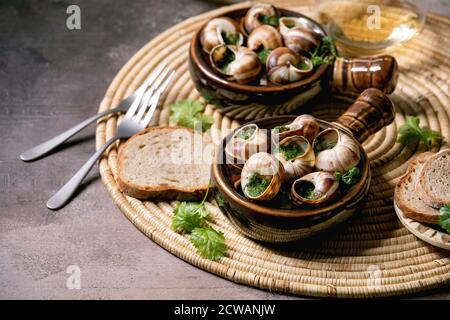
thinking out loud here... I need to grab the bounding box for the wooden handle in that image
[332,55,399,94]
[335,88,395,143]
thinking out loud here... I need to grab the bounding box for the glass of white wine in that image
[316,0,425,56]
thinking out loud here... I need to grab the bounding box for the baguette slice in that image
[394,152,440,224]
[415,149,450,209]
[117,127,214,201]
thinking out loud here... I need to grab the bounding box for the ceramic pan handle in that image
[332,55,399,94]
[334,88,395,143]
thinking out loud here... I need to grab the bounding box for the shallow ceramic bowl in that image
[212,89,395,242]
[189,7,331,113]
[189,6,399,116]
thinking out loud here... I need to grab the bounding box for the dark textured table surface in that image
[1,0,449,299]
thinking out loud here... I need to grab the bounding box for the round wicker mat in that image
[95,0,450,298]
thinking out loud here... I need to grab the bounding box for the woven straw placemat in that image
[95,0,450,298]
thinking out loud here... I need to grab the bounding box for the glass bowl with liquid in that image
[316,0,425,56]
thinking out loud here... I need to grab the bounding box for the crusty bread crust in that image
[415,149,450,209]
[394,152,440,225]
[117,126,212,201]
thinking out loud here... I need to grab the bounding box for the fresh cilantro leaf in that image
[439,204,450,234]
[309,35,337,67]
[191,227,227,260]
[333,171,342,181]
[334,167,360,186]
[172,202,209,233]
[169,100,214,132]
[172,186,227,261]
[342,167,360,185]
[172,185,210,233]
[397,116,442,150]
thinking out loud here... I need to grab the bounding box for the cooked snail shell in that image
[279,17,313,37]
[266,47,314,84]
[247,25,283,51]
[210,45,262,83]
[200,17,244,53]
[282,26,322,55]
[225,124,268,167]
[243,3,279,35]
[272,115,320,143]
[313,128,360,172]
[241,152,284,201]
[274,136,315,181]
[267,58,313,84]
[291,171,339,206]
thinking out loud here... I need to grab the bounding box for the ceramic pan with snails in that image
[212,88,395,242]
[189,3,399,114]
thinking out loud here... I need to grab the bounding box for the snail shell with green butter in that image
[243,3,279,35]
[266,47,313,84]
[247,25,283,51]
[291,171,339,206]
[279,21,322,55]
[200,17,244,53]
[313,128,360,172]
[225,123,268,168]
[274,135,315,181]
[272,115,320,143]
[241,152,284,201]
[210,45,262,84]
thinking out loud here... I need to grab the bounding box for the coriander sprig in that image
[171,186,227,260]
[334,167,360,186]
[169,100,214,132]
[309,36,337,67]
[397,116,442,150]
[191,227,227,261]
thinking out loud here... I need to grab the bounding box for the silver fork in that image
[46,67,175,210]
[19,63,167,162]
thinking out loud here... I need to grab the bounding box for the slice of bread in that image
[415,149,450,209]
[394,152,440,224]
[117,127,214,201]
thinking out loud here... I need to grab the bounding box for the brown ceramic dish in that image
[212,88,395,242]
[189,6,399,114]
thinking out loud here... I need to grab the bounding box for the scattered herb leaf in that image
[439,204,450,234]
[335,167,360,186]
[172,187,227,260]
[397,116,442,150]
[333,171,342,181]
[309,36,337,67]
[172,187,210,233]
[191,227,227,260]
[169,100,214,132]
[245,174,271,197]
